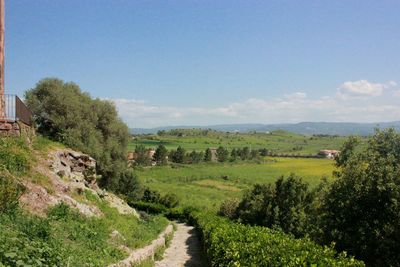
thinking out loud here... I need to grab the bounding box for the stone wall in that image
[0,120,35,141]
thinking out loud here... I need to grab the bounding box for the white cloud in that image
[109,80,399,128]
[338,80,396,98]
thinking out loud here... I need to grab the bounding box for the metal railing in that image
[1,94,32,126]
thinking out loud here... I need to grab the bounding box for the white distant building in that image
[319,149,340,159]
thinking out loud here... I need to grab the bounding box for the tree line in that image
[132,144,270,166]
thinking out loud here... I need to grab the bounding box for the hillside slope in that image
[0,136,168,266]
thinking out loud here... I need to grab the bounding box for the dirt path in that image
[155,223,206,267]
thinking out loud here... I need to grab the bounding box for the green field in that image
[137,157,335,210]
[130,129,350,155]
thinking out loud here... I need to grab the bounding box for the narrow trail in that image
[155,223,206,267]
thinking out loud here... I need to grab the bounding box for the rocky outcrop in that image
[20,148,139,218]
[51,150,97,185]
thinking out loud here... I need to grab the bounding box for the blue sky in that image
[6,1,400,127]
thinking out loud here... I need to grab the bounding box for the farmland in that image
[130,129,352,156]
[136,157,335,210]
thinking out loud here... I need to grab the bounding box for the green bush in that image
[193,212,364,267]
[235,174,313,237]
[159,193,180,208]
[218,198,240,219]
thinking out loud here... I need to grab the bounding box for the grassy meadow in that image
[130,129,350,155]
[137,157,336,210]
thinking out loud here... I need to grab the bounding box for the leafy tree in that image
[153,145,168,165]
[116,169,143,201]
[335,136,360,167]
[171,146,186,163]
[204,148,212,162]
[319,129,400,266]
[236,174,312,237]
[134,145,151,166]
[25,78,130,191]
[187,151,204,164]
[230,148,239,161]
[216,146,229,162]
[142,188,161,203]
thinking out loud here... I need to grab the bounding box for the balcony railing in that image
[1,94,32,126]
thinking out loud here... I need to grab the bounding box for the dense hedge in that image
[193,212,364,267]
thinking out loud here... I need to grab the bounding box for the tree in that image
[216,146,229,162]
[319,129,400,266]
[117,169,143,201]
[171,146,186,163]
[25,78,130,191]
[236,174,312,237]
[134,145,151,166]
[230,148,238,161]
[204,148,212,162]
[335,136,360,167]
[154,145,168,165]
[187,151,204,164]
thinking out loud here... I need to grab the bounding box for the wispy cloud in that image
[337,80,397,98]
[110,80,400,128]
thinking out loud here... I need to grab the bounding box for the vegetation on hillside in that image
[25,78,131,191]
[0,136,168,266]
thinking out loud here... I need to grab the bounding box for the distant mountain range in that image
[130,121,400,136]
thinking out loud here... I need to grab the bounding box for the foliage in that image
[25,78,130,190]
[193,212,364,267]
[204,148,212,162]
[116,169,144,200]
[153,144,168,165]
[0,171,24,214]
[235,174,312,237]
[170,146,186,163]
[0,212,65,266]
[159,193,180,208]
[0,137,30,174]
[216,146,229,162]
[319,129,400,266]
[218,198,240,219]
[187,150,204,164]
[134,145,152,166]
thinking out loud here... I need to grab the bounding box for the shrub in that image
[193,212,363,267]
[116,169,143,200]
[218,198,239,219]
[159,193,179,208]
[236,174,313,237]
